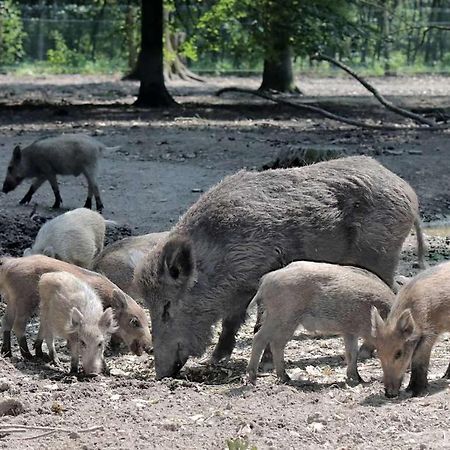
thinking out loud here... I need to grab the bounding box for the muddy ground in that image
[0,74,449,449]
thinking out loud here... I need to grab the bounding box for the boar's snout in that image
[154,345,187,380]
[130,340,147,356]
[385,388,399,398]
[2,182,11,193]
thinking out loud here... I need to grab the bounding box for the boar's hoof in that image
[384,389,399,399]
[346,374,365,386]
[96,204,104,213]
[245,372,257,385]
[277,372,291,384]
[406,379,429,397]
[19,197,30,205]
[51,202,62,210]
[84,198,92,209]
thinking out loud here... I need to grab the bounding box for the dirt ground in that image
[0,74,450,449]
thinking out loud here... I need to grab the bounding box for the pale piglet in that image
[372,261,450,397]
[24,208,107,269]
[93,231,168,296]
[247,261,395,384]
[38,272,117,375]
[0,255,152,359]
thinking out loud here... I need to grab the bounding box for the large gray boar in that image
[2,134,117,211]
[135,156,425,379]
[93,231,169,296]
[246,261,395,384]
[0,255,152,359]
[24,208,107,269]
[38,272,117,375]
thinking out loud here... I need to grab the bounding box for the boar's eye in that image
[98,341,103,348]
[162,302,171,322]
[130,317,141,328]
[80,340,86,349]
[394,349,403,360]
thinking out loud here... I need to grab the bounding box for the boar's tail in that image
[414,217,427,270]
[247,290,262,311]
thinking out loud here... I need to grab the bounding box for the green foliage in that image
[46,31,76,71]
[0,0,25,65]
[226,437,257,450]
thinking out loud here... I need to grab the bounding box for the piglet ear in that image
[371,306,385,338]
[13,146,21,162]
[68,307,84,333]
[111,289,128,311]
[99,307,118,335]
[397,309,417,341]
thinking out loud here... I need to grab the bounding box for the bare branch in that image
[311,54,437,127]
[216,87,448,131]
[0,424,104,441]
[420,25,450,47]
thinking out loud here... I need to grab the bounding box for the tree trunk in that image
[259,45,299,93]
[135,0,175,107]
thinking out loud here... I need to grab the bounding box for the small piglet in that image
[372,261,450,398]
[24,208,107,269]
[93,231,169,296]
[38,272,117,375]
[2,134,118,211]
[247,261,395,384]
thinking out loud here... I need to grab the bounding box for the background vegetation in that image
[0,0,449,76]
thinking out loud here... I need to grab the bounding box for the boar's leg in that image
[83,169,103,212]
[270,336,291,383]
[102,358,110,376]
[406,336,436,396]
[47,174,63,209]
[19,177,45,205]
[442,361,450,379]
[1,301,15,357]
[210,308,247,364]
[1,331,12,358]
[344,333,364,383]
[12,314,33,359]
[68,336,79,374]
[45,336,62,368]
[34,324,45,358]
[247,325,271,383]
[253,299,274,371]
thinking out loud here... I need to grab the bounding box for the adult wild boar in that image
[0,255,151,359]
[93,232,169,297]
[136,156,425,379]
[2,134,117,211]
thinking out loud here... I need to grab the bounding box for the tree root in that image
[216,88,448,131]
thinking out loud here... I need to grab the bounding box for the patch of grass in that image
[226,437,257,450]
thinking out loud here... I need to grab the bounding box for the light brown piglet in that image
[247,261,395,384]
[372,261,450,398]
[38,272,117,375]
[0,255,151,359]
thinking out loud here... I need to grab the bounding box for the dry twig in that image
[0,423,104,440]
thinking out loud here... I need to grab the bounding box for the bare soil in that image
[0,74,449,449]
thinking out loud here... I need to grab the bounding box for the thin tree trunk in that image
[135,0,175,107]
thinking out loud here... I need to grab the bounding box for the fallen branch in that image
[0,424,103,440]
[311,53,437,127]
[420,25,450,46]
[216,87,447,131]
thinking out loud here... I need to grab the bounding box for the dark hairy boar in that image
[135,156,425,379]
[0,255,151,358]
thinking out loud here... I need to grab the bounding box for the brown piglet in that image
[247,261,395,384]
[0,255,152,359]
[372,261,450,398]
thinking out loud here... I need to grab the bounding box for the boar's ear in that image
[371,306,385,338]
[99,307,118,335]
[23,248,32,257]
[111,289,128,311]
[396,309,417,341]
[160,235,196,287]
[13,145,21,162]
[69,307,84,333]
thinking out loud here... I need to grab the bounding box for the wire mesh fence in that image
[1,1,450,75]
